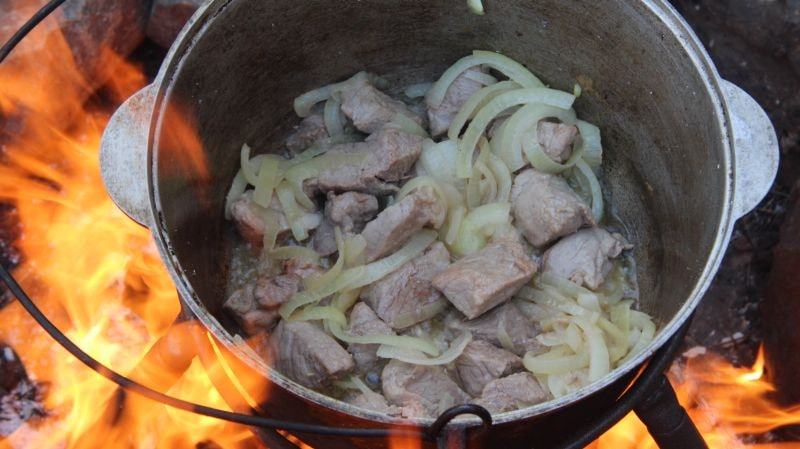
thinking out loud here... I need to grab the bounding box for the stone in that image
[762,182,800,405]
[146,0,204,48]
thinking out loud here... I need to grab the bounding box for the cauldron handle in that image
[99,84,156,227]
[721,80,780,220]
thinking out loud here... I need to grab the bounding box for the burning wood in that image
[0,344,44,438]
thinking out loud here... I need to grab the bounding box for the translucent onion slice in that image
[620,311,656,364]
[344,234,367,267]
[293,71,371,117]
[447,81,521,141]
[417,139,462,187]
[486,153,512,202]
[277,181,313,242]
[279,230,437,319]
[523,348,590,375]
[443,205,466,246]
[288,134,362,166]
[457,88,576,178]
[396,178,449,228]
[387,113,429,138]
[329,321,441,356]
[451,202,511,256]
[573,317,610,381]
[269,245,321,264]
[290,306,348,328]
[404,82,433,99]
[224,171,247,220]
[252,155,282,207]
[426,51,545,109]
[376,331,471,365]
[240,144,259,185]
[284,152,368,209]
[304,227,345,291]
[571,158,604,222]
[323,98,344,136]
[260,209,282,251]
[467,0,485,16]
[576,120,602,169]
[496,103,577,172]
[333,288,361,312]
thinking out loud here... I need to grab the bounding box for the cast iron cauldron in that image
[99,1,779,447]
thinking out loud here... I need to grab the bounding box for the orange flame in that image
[595,347,800,449]
[0,1,256,447]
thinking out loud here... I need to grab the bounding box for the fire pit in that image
[1,0,799,448]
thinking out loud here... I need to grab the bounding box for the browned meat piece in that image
[339,75,423,134]
[510,169,593,248]
[455,340,522,396]
[282,257,325,280]
[347,302,396,375]
[427,67,485,137]
[326,191,379,233]
[223,285,279,335]
[476,373,548,413]
[362,242,451,329]
[230,191,322,247]
[361,187,443,262]
[537,121,578,163]
[310,220,338,257]
[286,112,328,154]
[342,389,396,415]
[448,302,544,357]
[269,321,354,389]
[432,238,536,319]
[315,128,423,195]
[542,227,631,290]
[224,272,301,334]
[382,360,471,418]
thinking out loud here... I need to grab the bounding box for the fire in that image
[595,347,800,449]
[0,1,260,448]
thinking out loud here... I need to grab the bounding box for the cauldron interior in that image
[152,0,725,418]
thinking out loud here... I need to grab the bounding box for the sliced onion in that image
[571,158,604,222]
[333,288,361,312]
[573,83,582,98]
[451,203,511,256]
[426,51,545,108]
[290,306,347,328]
[396,178,449,228]
[279,230,437,319]
[417,139,462,187]
[344,234,367,267]
[457,88,576,178]
[240,144,259,185]
[443,205,466,246]
[391,299,448,329]
[447,81,521,141]
[538,272,600,305]
[276,181,311,242]
[495,103,577,172]
[224,171,247,220]
[270,245,321,264]
[463,70,497,85]
[293,71,370,117]
[305,227,345,291]
[573,317,610,382]
[621,311,656,364]
[486,153,512,202]
[497,320,516,353]
[289,134,362,166]
[260,209,282,251]
[253,155,282,207]
[404,82,433,99]
[284,152,368,208]
[387,113,429,138]
[523,348,590,375]
[329,321,441,356]
[466,0,485,15]
[376,331,471,365]
[576,120,602,169]
[323,98,345,136]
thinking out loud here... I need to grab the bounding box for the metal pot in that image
[99,0,779,447]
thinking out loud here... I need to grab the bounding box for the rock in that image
[0,344,44,437]
[146,0,204,48]
[762,183,800,405]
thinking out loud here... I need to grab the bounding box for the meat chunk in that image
[224,273,301,334]
[342,389,396,415]
[510,169,593,248]
[432,238,537,319]
[339,75,423,134]
[283,257,324,280]
[310,220,338,257]
[314,128,423,195]
[537,121,578,163]
[269,321,354,389]
[326,191,379,233]
[231,191,322,248]
[286,112,328,154]
[223,286,279,335]
[347,302,396,375]
[476,373,549,413]
[361,187,443,262]
[448,302,544,357]
[541,227,631,290]
[362,242,451,329]
[455,340,522,396]
[382,360,471,418]
[427,67,486,137]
